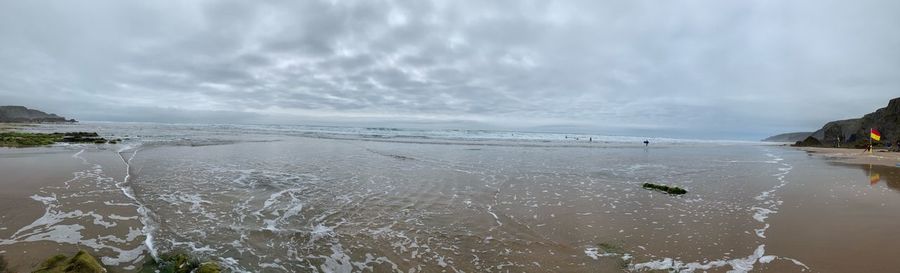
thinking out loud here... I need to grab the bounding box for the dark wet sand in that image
[765,159,900,272]
[0,148,86,271]
[0,146,143,272]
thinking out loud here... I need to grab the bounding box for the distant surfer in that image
[589,137,592,142]
[643,140,650,146]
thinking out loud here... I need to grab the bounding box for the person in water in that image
[643,140,650,146]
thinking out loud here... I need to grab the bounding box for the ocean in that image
[1,122,898,272]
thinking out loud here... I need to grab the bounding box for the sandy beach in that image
[798,147,900,167]
[2,123,900,272]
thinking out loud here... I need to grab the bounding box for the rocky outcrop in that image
[791,136,822,147]
[32,250,107,273]
[761,132,813,142]
[0,106,76,123]
[140,252,221,273]
[770,97,899,147]
[812,97,900,147]
[0,132,117,147]
[641,183,687,195]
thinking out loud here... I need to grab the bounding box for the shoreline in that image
[797,147,900,167]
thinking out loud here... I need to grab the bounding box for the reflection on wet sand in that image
[846,163,900,191]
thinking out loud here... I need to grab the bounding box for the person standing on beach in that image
[643,140,650,146]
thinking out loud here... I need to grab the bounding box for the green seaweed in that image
[37,254,69,270]
[139,252,220,273]
[0,132,63,147]
[196,262,221,273]
[32,250,106,273]
[0,131,109,147]
[642,183,687,195]
[597,242,624,253]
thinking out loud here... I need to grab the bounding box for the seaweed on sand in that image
[0,132,63,147]
[0,131,109,147]
[139,252,220,273]
[641,183,687,195]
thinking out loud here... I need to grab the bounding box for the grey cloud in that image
[1,0,899,140]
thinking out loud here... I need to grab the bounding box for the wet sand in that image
[799,147,900,167]
[0,123,33,130]
[0,148,86,272]
[763,155,900,273]
[0,146,147,272]
[2,129,900,272]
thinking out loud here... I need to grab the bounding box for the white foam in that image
[319,243,353,273]
[751,207,775,222]
[115,146,160,260]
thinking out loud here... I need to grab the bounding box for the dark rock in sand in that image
[641,183,687,195]
[60,132,107,144]
[0,106,75,123]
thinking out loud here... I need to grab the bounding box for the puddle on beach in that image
[2,131,900,272]
[853,163,900,192]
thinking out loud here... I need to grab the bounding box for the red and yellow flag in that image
[870,128,881,142]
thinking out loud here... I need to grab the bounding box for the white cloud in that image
[0,0,898,139]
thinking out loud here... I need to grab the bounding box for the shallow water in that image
[1,123,899,272]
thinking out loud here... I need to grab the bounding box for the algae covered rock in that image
[641,183,687,195]
[791,136,822,147]
[0,132,63,147]
[0,131,110,147]
[140,252,221,273]
[196,262,221,273]
[32,250,107,273]
[153,252,196,273]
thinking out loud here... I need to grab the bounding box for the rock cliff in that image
[765,97,899,147]
[761,132,812,142]
[812,97,899,147]
[0,106,75,123]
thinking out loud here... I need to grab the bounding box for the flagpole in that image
[869,128,873,154]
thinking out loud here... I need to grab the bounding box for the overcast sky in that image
[1,0,898,139]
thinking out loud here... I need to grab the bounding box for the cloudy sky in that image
[1,0,898,139]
